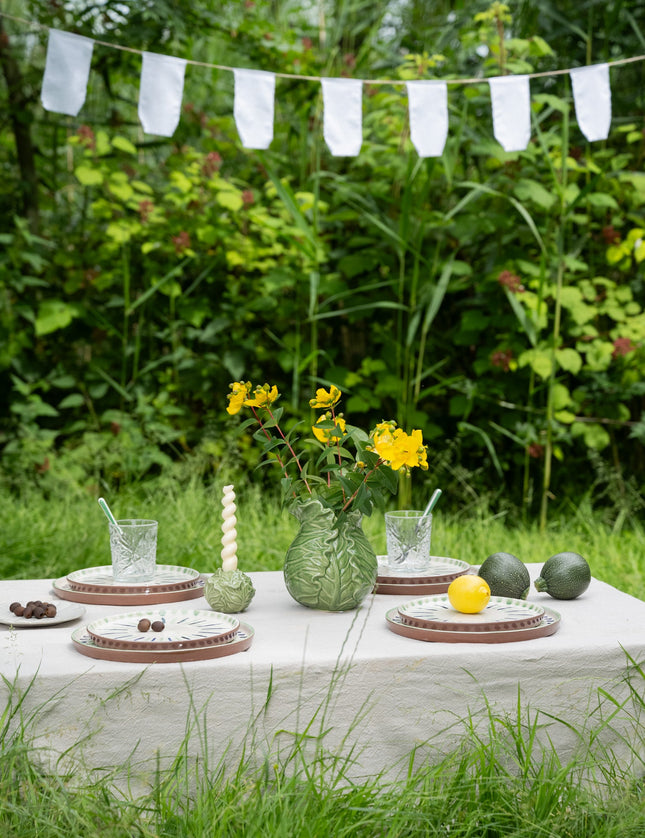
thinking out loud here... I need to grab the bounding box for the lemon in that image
[448,575,491,614]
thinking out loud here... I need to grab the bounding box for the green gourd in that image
[478,551,531,600]
[534,552,591,600]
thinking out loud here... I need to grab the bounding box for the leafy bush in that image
[1,0,644,524]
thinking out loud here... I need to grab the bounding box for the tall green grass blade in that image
[458,420,504,478]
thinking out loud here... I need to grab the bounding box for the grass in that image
[0,472,643,600]
[1,468,645,835]
[1,658,645,837]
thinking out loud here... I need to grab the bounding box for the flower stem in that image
[330,405,346,502]
[340,460,384,512]
[262,407,313,494]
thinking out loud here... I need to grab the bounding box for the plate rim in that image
[71,623,254,663]
[86,608,240,651]
[66,564,201,594]
[376,556,471,583]
[53,576,206,605]
[397,594,545,632]
[386,606,560,644]
[374,580,452,595]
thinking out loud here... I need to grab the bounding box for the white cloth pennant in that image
[41,29,94,116]
[489,75,531,152]
[138,52,187,137]
[570,63,611,141]
[233,69,276,149]
[406,81,448,157]
[321,78,363,157]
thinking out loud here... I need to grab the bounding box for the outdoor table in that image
[1,565,644,789]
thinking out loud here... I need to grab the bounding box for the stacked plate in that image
[374,556,470,595]
[72,608,254,663]
[386,594,561,643]
[53,565,205,605]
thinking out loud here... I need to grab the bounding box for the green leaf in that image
[584,341,613,371]
[131,180,153,194]
[260,161,318,260]
[59,393,85,409]
[572,421,610,450]
[513,179,556,210]
[586,192,618,209]
[170,171,194,193]
[108,178,134,202]
[555,348,582,375]
[106,221,134,244]
[554,410,576,424]
[196,224,219,245]
[606,245,626,265]
[518,348,552,380]
[635,240,645,263]
[95,131,111,156]
[112,135,137,155]
[50,375,75,388]
[35,300,80,336]
[216,190,244,212]
[505,289,537,347]
[533,93,569,114]
[551,382,572,410]
[75,165,104,186]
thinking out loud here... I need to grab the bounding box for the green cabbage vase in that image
[283,498,378,611]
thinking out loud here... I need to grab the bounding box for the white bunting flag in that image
[570,63,611,142]
[41,29,94,116]
[489,75,531,152]
[138,52,187,137]
[321,78,363,157]
[233,69,276,149]
[406,81,448,157]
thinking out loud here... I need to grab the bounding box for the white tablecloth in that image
[1,567,644,789]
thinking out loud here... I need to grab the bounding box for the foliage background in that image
[1,0,644,527]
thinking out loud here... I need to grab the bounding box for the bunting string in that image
[3,11,645,85]
[2,11,644,151]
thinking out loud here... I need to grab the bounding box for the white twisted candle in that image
[221,484,238,571]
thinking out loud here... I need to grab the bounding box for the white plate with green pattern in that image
[86,608,239,650]
[67,565,200,593]
[398,595,545,632]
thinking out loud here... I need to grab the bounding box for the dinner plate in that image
[86,608,240,651]
[397,595,545,632]
[0,601,86,628]
[386,606,560,644]
[66,565,201,594]
[53,576,206,605]
[71,623,254,663]
[376,556,471,583]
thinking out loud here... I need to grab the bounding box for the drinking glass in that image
[384,510,432,575]
[109,519,158,583]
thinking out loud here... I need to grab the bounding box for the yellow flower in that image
[312,413,347,444]
[245,383,280,409]
[226,381,252,415]
[309,385,342,409]
[386,428,429,471]
[369,421,397,461]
